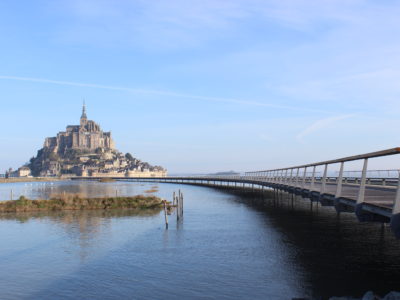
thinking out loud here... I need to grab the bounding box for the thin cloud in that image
[296,114,356,142]
[0,75,329,113]
[259,133,274,143]
[62,0,372,44]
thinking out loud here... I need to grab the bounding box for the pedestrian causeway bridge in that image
[77,147,400,238]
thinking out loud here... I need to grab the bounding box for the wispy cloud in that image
[53,0,378,49]
[296,114,356,142]
[259,133,274,143]
[0,75,329,113]
[275,67,400,107]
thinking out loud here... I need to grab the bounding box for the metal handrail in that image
[240,147,400,215]
[245,147,400,173]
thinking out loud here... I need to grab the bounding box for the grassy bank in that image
[0,194,163,213]
[0,177,66,184]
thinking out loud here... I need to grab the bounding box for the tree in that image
[125,153,134,161]
[49,152,59,161]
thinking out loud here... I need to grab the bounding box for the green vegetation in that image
[125,152,134,161]
[95,147,103,154]
[0,194,163,213]
[48,152,59,161]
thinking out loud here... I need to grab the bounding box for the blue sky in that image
[1,0,400,173]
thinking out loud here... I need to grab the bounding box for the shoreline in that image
[0,194,164,213]
[0,177,67,184]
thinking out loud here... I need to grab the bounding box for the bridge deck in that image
[113,176,397,211]
[74,176,396,211]
[302,182,395,209]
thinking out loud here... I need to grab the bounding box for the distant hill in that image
[208,171,240,176]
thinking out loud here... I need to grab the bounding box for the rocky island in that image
[11,103,167,178]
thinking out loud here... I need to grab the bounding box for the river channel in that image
[0,180,399,299]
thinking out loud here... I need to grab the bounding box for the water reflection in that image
[0,180,157,201]
[0,208,161,263]
[0,207,161,223]
[225,189,400,299]
[1,182,400,300]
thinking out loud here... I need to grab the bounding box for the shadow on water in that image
[221,188,400,299]
[0,208,161,223]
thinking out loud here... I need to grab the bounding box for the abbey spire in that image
[81,100,87,120]
[80,101,88,128]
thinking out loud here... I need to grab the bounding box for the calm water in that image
[0,181,399,300]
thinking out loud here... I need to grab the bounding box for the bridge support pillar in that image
[391,214,400,239]
[334,198,354,214]
[335,162,344,199]
[355,203,389,223]
[310,166,316,192]
[356,158,368,205]
[390,172,400,238]
[355,159,369,222]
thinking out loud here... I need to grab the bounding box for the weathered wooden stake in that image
[176,193,180,221]
[180,192,183,216]
[163,200,168,229]
[10,189,13,201]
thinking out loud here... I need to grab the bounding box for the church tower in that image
[80,101,87,127]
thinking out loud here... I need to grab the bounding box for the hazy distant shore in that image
[0,177,67,184]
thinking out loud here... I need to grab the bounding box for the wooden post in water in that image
[176,192,180,221]
[174,190,183,220]
[163,200,169,229]
[180,192,183,216]
[10,189,13,201]
[173,191,176,206]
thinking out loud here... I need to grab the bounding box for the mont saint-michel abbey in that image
[24,104,167,178]
[44,104,115,152]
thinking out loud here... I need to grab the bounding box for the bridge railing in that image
[244,147,400,215]
[183,173,400,187]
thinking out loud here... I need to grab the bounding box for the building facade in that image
[44,103,115,153]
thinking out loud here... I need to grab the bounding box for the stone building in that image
[44,103,114,154]
[17,166,32,177]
